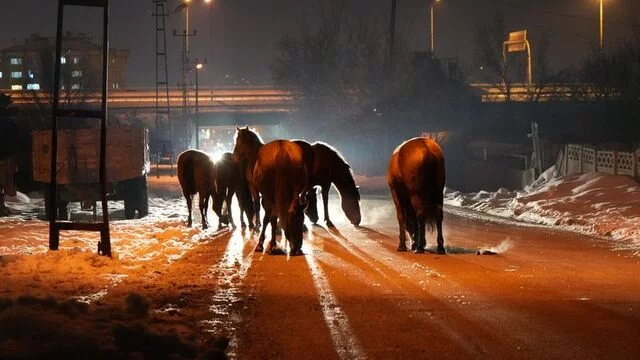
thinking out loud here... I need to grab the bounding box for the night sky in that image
[1,0,638,87]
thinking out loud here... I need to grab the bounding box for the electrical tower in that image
[152,0,172,157]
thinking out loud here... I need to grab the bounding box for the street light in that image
[429,0,442,56]
[598,0,606,51]
[195,59,205,149]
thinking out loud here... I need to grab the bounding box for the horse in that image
[251,140,308,255]
[387,137,446,254]
[232,126,264,228]
[176,149,223,230]
[214,152,255,229]
[293,141,361,227]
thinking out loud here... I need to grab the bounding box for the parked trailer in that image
[32,127,150,220]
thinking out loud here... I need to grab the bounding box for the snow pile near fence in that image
[444,166,640,254]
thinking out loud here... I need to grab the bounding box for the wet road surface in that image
[203,196,640,359]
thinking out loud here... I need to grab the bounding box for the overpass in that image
[5,86,295,126]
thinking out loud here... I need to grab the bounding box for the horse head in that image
[232,126,263,163]
[341,186,361,226]
[303,188,319,224]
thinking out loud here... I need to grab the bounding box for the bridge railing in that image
[562,144,640,181]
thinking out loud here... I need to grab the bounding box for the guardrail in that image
[563,144,639,181]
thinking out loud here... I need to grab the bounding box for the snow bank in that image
[444,167,640,254]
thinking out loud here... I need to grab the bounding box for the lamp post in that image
[172,0,212,150]
[599,0,604,51]
[195,60,204,149]
[429,0,441,56]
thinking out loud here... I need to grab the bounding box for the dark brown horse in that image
[177,149,222,229]
[214,152,255,229]
[232,126,264,228]
[387,137,446,254]
[294,141,361,227]
[251,140,308,255]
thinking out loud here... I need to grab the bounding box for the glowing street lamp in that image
[195,59,205,149]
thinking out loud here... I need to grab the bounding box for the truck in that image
[32,127,150,220]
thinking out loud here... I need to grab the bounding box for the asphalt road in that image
[199,196,640,359]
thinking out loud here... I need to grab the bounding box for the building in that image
[0,33,129,91]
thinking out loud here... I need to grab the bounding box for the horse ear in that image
[235,126,240,131]
[243,125,249,130]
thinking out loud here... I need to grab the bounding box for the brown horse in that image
[214,152,255,229]
[232,126,264,228]
[294,141,361,227]
[387,137,446,254]
[177,149,222,229]
[252,140,308,255]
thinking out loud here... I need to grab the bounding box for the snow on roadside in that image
[442,166,640,255]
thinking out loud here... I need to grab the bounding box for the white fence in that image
[563,144,640,181]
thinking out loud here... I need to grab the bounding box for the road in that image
[1,192,639,359]
[185,196,640,359]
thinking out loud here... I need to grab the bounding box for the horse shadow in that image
[356,226,479,255]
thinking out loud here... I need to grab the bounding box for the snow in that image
[442,166,640,255]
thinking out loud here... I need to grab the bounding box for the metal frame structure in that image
[50,0,112,257]
[153,0,175,174]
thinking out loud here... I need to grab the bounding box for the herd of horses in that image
[177,127,446,255]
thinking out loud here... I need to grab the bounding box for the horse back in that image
[388,137,445,201]
[177,150,216,196]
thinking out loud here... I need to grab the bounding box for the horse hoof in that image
[290,248,304,256]
[397,245,408,252]
[414,248,425,254]
[255,245,264,252]
[436,247,446,255]
[326,220,335,228]
[269,247,286,256]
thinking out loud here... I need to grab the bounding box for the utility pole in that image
[173,5,197,149]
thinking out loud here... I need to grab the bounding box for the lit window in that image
[26,83,40,90]
[73,57,80,64]
[60,57,66,64]
[10,58,22,65]
[11,85,23,90]
[72,70,82,77]
[0,72,3,78]
[28,70,35,79]
[11,71,22,78]
[71,84,80,90]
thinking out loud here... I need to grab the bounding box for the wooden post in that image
[613,150,618,176]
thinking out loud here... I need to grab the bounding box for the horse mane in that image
[313,142,360,200]
[235,127,264,148]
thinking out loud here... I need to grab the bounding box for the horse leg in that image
[199,193,209,230]
[390,185,408,251]
[435,205,446,254]
[185,193,193,227]
[257,200,271,252]
[321,186,334,227]
[269,216,278,254]
[226,191,236,229]
[410,196,426,253]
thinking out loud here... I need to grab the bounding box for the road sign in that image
[506,30,527,53]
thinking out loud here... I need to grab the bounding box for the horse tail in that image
[274,151,295,233]
[421,142,444,233]
[177,152,195,195]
